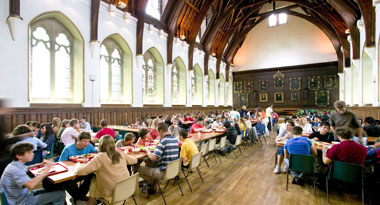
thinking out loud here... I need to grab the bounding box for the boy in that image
[116,133,135,148]
[0,143,65,205]
[284,126,317,185]
[179,129,198,167]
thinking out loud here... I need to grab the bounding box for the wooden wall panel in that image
[2,106,230,133]
[350,107,380,121]
[232,62,339,109]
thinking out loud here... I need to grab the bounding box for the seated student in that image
[0,143,66,205]
[76,135,137,204]
[93,119,115,143]
[274,121,296,174]
[284,126,317,185]
[309,122,335,142]
[60,119,80,146]
[189,118,205,134]
[179,129,198,167]
[224,121,238,145]
[298,117,313,134]
[135,117,146,128]
[136,128,154,146]
[51,117,61,137]
[233,118,241,134]
[312,115,322,131]
[278,118,290,135]
[169,118,180,138]
[79,116,91,131]
[56,119,69,141]
[150,118,160,140]
[14,125,47,151]
[116,133,135,148]
[40,124,55,156]
[29,121,42,139]
[363,117,380,138]
[322,126,367,165]
[211,116,224,129]
[239,118,247,136]
[59,132,97,203]
[138,123,179,193]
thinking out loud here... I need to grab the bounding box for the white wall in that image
[233,15,337,71]
[0,0,231,108]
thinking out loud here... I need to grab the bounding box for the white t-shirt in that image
[212,121,223,129]
[279,122,287,134]
[301,123,313,133]
[265,107,273,118]
[61,127,79,146]
[229,111,240,120]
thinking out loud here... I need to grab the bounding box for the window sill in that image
[30,103,82,108]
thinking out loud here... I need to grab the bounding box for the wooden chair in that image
[149,159,184,205]
[182,152,204,192]
[100,173,139,205]
[200,142,210,168]
[232,135,243,158]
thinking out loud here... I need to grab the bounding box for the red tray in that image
[29,163,68,176]
[69,153,97,163]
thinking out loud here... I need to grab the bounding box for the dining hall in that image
[0,0,380,204]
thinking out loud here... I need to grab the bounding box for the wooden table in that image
[48,131,224,184]
[108,125,140,133]
[368,136,379,143]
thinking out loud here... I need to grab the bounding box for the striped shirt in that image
[153,134,179,171]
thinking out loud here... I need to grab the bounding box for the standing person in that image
[0,143,66,205]
[79,116,92,131]
[138,123,179,193]
[239,106,247,118]
[51,117,61,137]
[330,101,363,143]
[60,119,80,146]
[93,119,115,143]
[266,105,273,131]
[284,126,317,185]
[229,108,240,121]
[75,135,137,204]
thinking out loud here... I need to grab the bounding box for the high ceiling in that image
[102,0,375,75]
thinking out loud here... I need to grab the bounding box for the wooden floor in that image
[73,132,365,205]
[115,133,362,205]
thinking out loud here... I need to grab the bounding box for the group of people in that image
[274,100,380,186]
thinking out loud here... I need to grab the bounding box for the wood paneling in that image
[350,106,380,121]
[2,106,229,133]
[232,62,339,109]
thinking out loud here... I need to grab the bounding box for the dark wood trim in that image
[135,0,148,55]
[216,57,221,79]
[90,0,100,42]
[188,42,194,71]
[226,64,230,82]
[204,51,209,76]
[167,32,173,64]
[358,0,376,47]
[9,0,20,17]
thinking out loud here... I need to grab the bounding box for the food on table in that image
[69,153,97,163]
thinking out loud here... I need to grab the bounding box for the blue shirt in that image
[59,143,97,161]
[0,161,31,205]
[153,135,179,171]
[284,137,312,155]
[17,137,47,151]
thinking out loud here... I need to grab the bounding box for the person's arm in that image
[59,148,69,161]
[24,162,53,190]
[123,152,138,165]
[310,146,317,156]
[180,144,187,163]
[85,122,92,131]
[322,150,332,164]
[36,138,47,149]
[76,154,101,175]
[147,150,159,161]
[284,148,289,159]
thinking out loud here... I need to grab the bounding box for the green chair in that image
[43,142,54,159]
[326,161,364,204]
[1,191,8,205]
[286,154,316,196]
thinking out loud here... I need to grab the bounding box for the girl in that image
[76,135,137,204]
[51,117,61,136]
[57,119,70,140]
[40,123,55,156]
[149,118,160,140]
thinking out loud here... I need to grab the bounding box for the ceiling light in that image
[117,1,126,9]
[211,52,216,57]
[231,63,234,67]
[345,29,350,34]
[179,35,185,40]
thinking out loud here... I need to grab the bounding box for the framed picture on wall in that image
[239,93,248,106]
[315,91,329,107]
[244,81,254,93]
[308,76,321,90]
[291,92,300,101]
[234,82,243,94]
[259,93,268,103]
[258,80,269,92]
[273,71,285,89]
[324,75,337,90]
[274,92,284,103]
[289,77,301,91]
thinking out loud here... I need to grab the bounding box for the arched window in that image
[143,48,164,104]
[191,72,196,101]
[219,75,225,106]
[172,62,179,103]
[193,64,203,105]
[29,16,83,103]
[146,0,161,20]
[208,70,215,105]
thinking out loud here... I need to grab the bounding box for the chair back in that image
[0,191,8,205]
[200,142,208,156]
[235,135,242,146]
[25,149,43,166]
[208,138,216,151]
[163,159,181,181]
[189,152,202,169]
[289,154,315,173]
[44,140,55,159]
[256,123,266,136]
[220,136,227,148]
[329,161,363,184]
[111,173,139,205]
[245,128,250,138]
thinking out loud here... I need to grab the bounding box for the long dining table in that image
[47,130,225,184]
[107,125,140,133]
